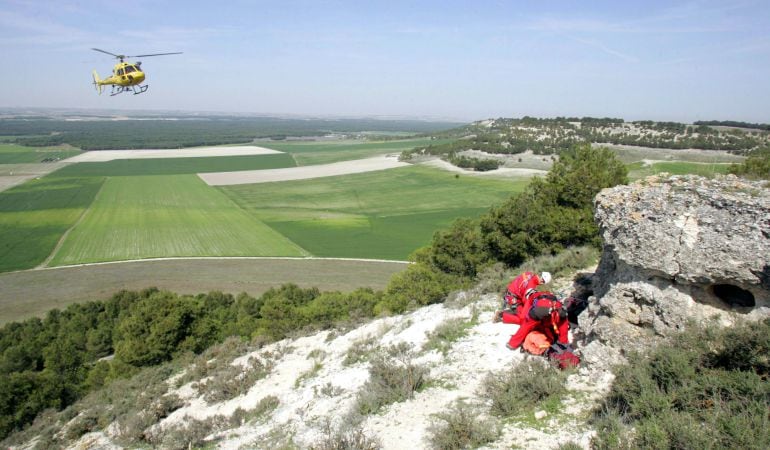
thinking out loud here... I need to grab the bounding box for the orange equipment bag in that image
[522,331,552,355]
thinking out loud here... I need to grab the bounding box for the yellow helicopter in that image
[91,48,182,96]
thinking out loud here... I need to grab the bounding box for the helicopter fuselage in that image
[97,61,146,87]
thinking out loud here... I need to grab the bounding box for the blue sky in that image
[1,0,768,122]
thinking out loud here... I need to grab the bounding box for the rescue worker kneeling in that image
[500,290,580,369]
[507,291,568,350]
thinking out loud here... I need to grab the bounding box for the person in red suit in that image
[505,291,570,350]
[494,272,580,368]
[497,271,551,324]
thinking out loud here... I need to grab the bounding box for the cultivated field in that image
[51,153,296,177]
[259,138,441,166]
[221,164,527,260]
[48,175,307,266]
[0,176,104,272]
[0,258,407,325]
[0,143,80,164]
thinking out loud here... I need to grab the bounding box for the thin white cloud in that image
[565,34,639,63]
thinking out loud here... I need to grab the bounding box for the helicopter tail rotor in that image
[92,70,103,95]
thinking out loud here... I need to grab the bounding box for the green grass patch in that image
[0,176,104,272]
[627,161,732,180]
[50,153,296,177]
[0,143,81,164]
[423,316,476,355]
[260,138,442,165]
[48,175,306,266]
[269,208,489,260]
[222,165,527,260]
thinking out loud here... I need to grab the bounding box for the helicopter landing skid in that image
[109,85,149,96]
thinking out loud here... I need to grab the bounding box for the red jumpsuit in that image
[503,271,543,324]
[504,291,570,349]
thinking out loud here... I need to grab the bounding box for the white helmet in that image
[540,271,552,284]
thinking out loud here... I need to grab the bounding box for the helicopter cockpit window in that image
[117,68,125,76]
[124,66,136,74]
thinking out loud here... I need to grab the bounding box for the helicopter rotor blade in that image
[91,48,123,58]
[129,52,183,58]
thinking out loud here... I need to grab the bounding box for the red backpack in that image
[547,343,580,369]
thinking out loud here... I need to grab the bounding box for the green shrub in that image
[481,144,627,267]
[425,217,492,278]
[423,317,475,355]
[592,319,770,450]
[379,264,463,314]
[728,146,770,179]
[343,336,379,367]
[230,395,279,426]
[427,399,499,450]
[194,355,273,403]
[482,359,568,418]
[513,245,599,282]
[356,343,428,415]
[311,419,382,450]
[555,442,585,450]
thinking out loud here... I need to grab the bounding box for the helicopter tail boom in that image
[92,70,103,95]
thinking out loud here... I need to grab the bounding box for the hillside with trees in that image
[402,117,770,169]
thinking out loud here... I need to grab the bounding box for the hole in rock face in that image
[711,284,755,308]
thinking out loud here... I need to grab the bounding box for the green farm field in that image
[221,164,528,260]
[50,153,296,177]
[48,175,307,266]
[0,143,81,164]
[260,138,442,166]
[0,176,104,272]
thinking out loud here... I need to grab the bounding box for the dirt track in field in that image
[0,258,408,325]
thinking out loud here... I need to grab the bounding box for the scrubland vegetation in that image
[592,319,770,449]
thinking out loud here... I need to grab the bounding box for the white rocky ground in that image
[63,146,282,162]
[70,288,614,450]
[420,158,547,177]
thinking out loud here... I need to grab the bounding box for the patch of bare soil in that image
[0,258,407,325]
[198,155,410,186]
[63,146,282,163]
[0,162,71,193]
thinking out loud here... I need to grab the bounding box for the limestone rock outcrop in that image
[580,174,770,354]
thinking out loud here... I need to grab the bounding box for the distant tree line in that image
[0,117,458,150]
[695,120,770,131]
